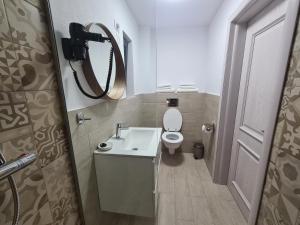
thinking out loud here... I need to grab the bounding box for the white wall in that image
[49,0,141,111]
[156,27,208,91]
[49,0,244,109]
[206,0,245,95]
[136,26,157,94]
[155,0,244,95]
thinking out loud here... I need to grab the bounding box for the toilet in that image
[161,108,184,155]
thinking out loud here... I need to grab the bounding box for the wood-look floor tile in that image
[200,181,219,199]
[183,153,197,167]
[159,153,246,225]
[176,220,194,225]
[174,177,190,196]
[191,197,214,225]
[201,181,233,202]
[187,169,206,198]
[175,194,194,221]
[158,164,175,193]
[158,193,175,225]
[132,216,155,225]
[206,197,244,225]
[206,198,230,225]
[224,200,247,225]
[195,160,212,182]
[216,185,234,201]
[174,164,188,180]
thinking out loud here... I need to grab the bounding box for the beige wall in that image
[68,96,143,224]
[140,92,220,170]
[0,0,80,224]
[68,92,220,224]
[202,93,220,174]
[140,92,205,152]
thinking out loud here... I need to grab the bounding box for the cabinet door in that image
[154,142,162,192]
[96,155,155,217]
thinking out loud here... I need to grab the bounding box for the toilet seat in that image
[162,108,184,155]
[162,131,183,144]
[163,108,182,131]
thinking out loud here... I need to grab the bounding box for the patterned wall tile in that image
[272,119,285,150]
[0,0,11,42]
[0,91,31,133]
[0,169,53,225]
[0,133,40,192]
[275,153,300,206]
[278,87,300,161]
[52,211,81,225]
[0,187,13,225]
[22,202,53,225]
[290,52,300,86]
[257,197,280,225]
[3,0,50,52]
[264,165,298,225]
[293,21,300,54]
[296,214,300,225]
[25,91,63,131]
[42,154,80,224]
[261,161,276,198]
[24,0,43,10]
[0,0,81,224]
[15,45,57,91]
[34,124,68,168]
[0,41,22,92]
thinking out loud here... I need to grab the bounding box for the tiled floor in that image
[157,152,247,225]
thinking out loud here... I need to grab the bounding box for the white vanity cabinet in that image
[94,127,162,218]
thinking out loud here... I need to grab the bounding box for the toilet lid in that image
[163,108,182,131]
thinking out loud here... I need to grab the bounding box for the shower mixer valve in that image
[0,153,37,180]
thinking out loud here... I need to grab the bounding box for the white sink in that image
[94,127,162,157]
[94,127,162,217]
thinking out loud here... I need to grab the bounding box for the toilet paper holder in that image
[202,123,215,133]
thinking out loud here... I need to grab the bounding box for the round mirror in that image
[83,23,125,100]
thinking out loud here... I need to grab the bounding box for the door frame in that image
[212,0,300,224]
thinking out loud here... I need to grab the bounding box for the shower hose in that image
[0,153,20,225]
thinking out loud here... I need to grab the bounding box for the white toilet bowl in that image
[161,108,184,155]
[162,131,184,155]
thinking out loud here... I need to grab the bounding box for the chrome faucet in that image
[115,123,129,139]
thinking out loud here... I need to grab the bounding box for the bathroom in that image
[0,0,300,225]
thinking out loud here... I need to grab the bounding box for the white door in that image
[228,0,288,221]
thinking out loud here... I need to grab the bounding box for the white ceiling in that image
[125,0,224,28]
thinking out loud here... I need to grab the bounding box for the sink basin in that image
[95,127,162,157]
[94,127,162,217]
